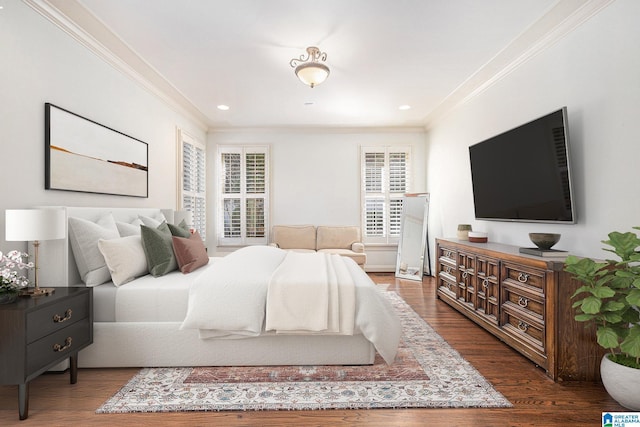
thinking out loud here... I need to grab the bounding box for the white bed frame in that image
[38,207,375,368]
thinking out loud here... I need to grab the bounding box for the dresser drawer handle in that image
[518,297,529,308]
[462,271,468,279]
[517,273,530,283]
[482,279,489,289]
[53,309,73,323]
[517,321,529,332]
[53,337,72,352]
[444,266,452,274]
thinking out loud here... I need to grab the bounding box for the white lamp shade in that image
[5,209,66,242]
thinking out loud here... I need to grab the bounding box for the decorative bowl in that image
[468,231,488,243]
[529,233,561,250]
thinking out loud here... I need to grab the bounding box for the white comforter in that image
[181,245,401,364]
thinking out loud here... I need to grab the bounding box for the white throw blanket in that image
[180,245,401,364]
[265,252,355,335]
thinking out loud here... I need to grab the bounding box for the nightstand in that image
[0,287,93,420]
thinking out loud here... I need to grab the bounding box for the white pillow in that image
[68,213,119,286]
[97,236,148,286]
[139,213,167,228]
[116,218,143,237]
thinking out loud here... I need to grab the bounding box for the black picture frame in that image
[45,103,149,198]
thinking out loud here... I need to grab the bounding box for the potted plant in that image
[564,229,640,410]
[0,250,32,304]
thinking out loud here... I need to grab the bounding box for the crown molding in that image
[423,0,615,130]
[209,125,427,135]
[22,0,210,131]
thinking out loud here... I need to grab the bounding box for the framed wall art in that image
[45,103,148,198]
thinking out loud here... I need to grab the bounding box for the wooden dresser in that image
[435,238,604,382]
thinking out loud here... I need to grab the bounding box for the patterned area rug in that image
[96,292,511,413]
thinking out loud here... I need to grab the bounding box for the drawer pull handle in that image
[53,309,73,323]
[53,337,72,352]
[462,271,468,279]
[445,266,452,274]
[518,297,529,308]
[517,273,530,283]
[517,321,529,332]
[482,279,489,289]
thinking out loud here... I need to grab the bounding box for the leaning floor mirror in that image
[395,193,431,280]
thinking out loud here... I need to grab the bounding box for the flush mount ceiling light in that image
[290,46,329,88]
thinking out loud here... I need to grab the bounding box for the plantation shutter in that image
[218,146,269,245]
[179,130,206,240]
[361,146,411,244]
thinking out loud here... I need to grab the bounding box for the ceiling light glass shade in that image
[295,63,330,88]
[290,46,330,88]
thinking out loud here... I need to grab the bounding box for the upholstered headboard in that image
[37,207,175,287]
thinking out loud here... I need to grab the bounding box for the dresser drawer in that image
[26,293,89,343]
[438,246,457,264]
[502,283,544,321]
[27,318,91,374]
[502,263,547,293]
[502,306,545,354]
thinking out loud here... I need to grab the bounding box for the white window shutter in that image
[361,146,411,244]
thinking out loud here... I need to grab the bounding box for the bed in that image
[37,207,401,368]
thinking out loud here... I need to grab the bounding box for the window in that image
[217,145,269,246]
[178,129,206,240]
[361,146,411,244]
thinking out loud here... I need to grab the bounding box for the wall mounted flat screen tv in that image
[469,107,575,223]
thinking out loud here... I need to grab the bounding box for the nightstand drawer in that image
[27,318,91,375]
[26,293,89,343]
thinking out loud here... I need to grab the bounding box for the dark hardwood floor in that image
[0,274,623,426]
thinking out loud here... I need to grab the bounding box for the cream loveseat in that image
[270,225,366,268]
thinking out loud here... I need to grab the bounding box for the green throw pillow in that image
[167,221,191,238]
[140,222,178,276]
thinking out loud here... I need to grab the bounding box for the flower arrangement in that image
[0,250,33,294]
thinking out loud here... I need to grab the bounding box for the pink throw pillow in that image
[171,231,209,274]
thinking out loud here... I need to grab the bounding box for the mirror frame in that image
[395,193,430,281]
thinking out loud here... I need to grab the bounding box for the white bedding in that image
[265,251,355,335]
[181,246,401,364]
[115,258,218,322]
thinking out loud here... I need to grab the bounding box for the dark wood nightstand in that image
[0,287,93,420]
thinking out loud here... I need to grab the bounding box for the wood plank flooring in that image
[0,274,624,426]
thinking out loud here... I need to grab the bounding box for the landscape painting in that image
[45,103,148,197]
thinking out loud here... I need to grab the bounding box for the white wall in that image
[208,128,427,270]
[0,2,206,254]
[426,0,640,261]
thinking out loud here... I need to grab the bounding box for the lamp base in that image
[20,287,56,297]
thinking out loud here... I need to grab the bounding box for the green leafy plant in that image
[565,229,640,369]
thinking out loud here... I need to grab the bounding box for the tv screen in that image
[469,107,575,223]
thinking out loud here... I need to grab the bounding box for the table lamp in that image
[5,208,66,296]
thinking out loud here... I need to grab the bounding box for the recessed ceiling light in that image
[217,105,230,111]
[399,105,411,110]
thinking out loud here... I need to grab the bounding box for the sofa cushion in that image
[316,226,361,251]
[271,225,317,250]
